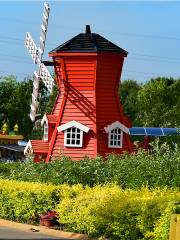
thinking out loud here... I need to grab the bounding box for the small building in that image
[25,25,133,161]
[0,134,26,162]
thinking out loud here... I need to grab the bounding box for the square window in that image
[64,127,84,147]
[114,135,117,140]
[117,141,120,146]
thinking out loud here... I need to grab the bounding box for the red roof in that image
[31,140,49,154]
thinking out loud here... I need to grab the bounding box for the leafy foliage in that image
[1,146,180,188]
[120,79,142,125]
[120,77,180,128]
[0,75,57,139]
[0,179,82,224]
[56,186,180,239]
[0,178,179,239]
[0,76,33,138]
[136,77,180,127]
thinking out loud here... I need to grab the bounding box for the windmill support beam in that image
[42,61,57,66]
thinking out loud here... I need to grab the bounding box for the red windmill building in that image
[25,24,133,161]
[22,3,180,161]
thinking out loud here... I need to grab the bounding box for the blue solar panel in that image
[129,127,180,136]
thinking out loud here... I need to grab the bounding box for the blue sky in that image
[0,1,180,83]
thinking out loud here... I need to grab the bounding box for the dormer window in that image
[105,121,129,148]
[57,121,90,148]
[109,127,123,148]
[41,114,57,142]
[64,127,83,147]
[44,122,48,141]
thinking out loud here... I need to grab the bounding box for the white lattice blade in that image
[44,2,50,18]
[38,2,50,58]
[31,103,36,112]
[34,71,38,78]
[39,63,54,93]
[25,32,40,64]
[41,23,46,32]
[29,72,40,122]
[29,113,35,122]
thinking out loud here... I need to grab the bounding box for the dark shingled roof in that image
[49,25,128,56]
[0,144,25,152]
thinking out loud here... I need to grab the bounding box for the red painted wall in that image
[46,52,132,161]
[95,53,132,156]
[50,56,97,160]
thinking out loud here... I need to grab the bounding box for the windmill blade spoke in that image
[29,72,40,122]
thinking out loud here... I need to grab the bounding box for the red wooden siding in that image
[31,140,49,154]
[50,56,97,160]
[95,53,132,156]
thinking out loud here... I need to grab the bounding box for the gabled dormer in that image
[104,121,129,149]
[41,114,57,141]
[57,121,90,148]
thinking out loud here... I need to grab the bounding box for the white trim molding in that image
[104,121,129,134]
[57,121,90,148]
[24,140,32,155]
[41,114,48,127]
[57,120,90,133]
[43,122,48,141]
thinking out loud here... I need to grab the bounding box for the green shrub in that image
[0,179,83,224]
[0,145,180,188]
[56,186,180,240]
[0,179,180,239]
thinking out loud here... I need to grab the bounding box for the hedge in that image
[0,145,180,188]
[56,186,180,240]
[0,179,83,224]
[0,179,180,239]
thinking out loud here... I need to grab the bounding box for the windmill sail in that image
[25,2,53,122]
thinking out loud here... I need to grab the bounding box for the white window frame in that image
[108,128,123,148]
[104,121,129,149]
[64,127,83,147]
[57,120,90,148]
[44,122,48,141]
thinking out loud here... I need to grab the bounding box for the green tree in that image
[120,79,142,125]
[0,75,33,139]
[0,75,53,139]
[136,77,180,127]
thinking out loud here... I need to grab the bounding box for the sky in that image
[0,1,180,83]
